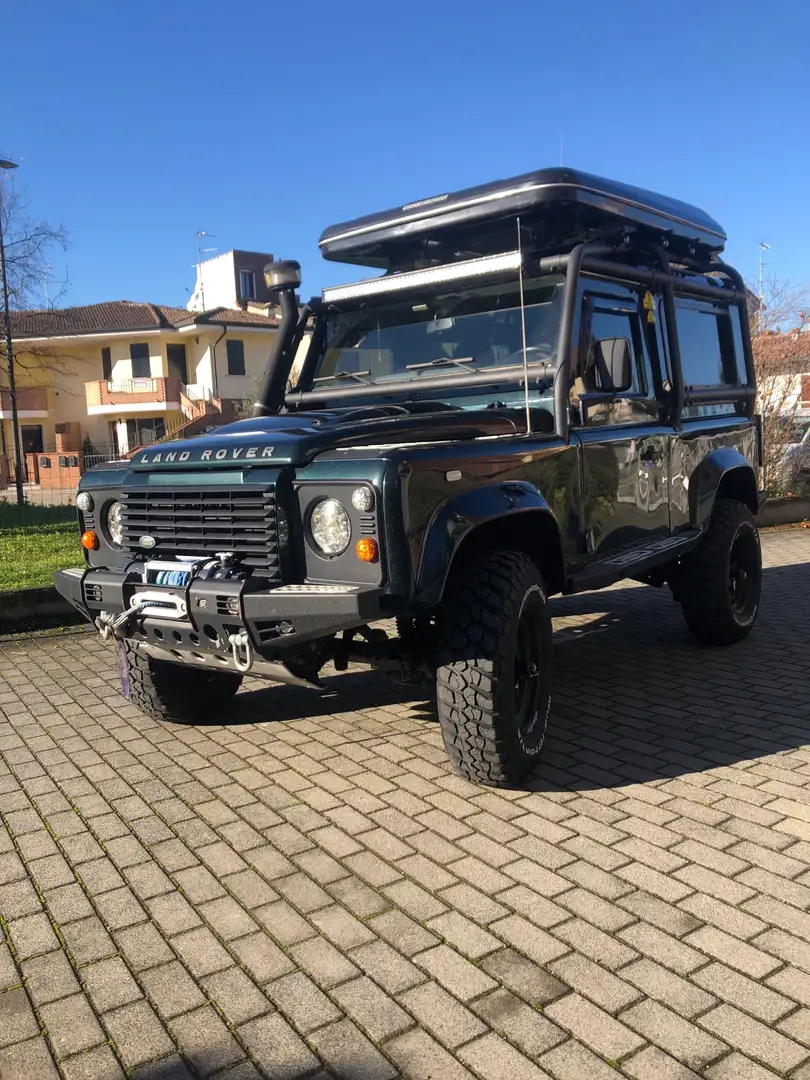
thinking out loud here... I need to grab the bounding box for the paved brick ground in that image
[1,529,809,1080]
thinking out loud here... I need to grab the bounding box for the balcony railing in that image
[85,376,183,409]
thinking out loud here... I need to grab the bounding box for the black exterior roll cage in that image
[279,243,755,440]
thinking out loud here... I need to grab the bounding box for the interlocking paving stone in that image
[0,1036,60,1080]
[40,992,106,1059]
[21,949,80,1005]
[0,987,39,1048]
[2,530,810,1079]
[102,999,176,1068]
[399,980,486,1047]
[238,1012,320,1078]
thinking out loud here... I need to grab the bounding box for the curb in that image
[757,495,810,528]
[0,586,81,634]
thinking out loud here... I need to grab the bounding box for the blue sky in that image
[3,0,809,309]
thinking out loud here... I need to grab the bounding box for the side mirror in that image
[595,337,632,393]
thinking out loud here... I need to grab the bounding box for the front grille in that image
[121,486,280,578]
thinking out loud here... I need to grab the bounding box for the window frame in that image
[672,298,740,390]
[101,346,112,382]
[239,269,257,301]
[129,342,150,380]
[572,279,660,428]
[226,338,246,377]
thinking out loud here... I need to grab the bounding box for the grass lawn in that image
[0,503,80,592]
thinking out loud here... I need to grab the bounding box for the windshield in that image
[303,275,563,411]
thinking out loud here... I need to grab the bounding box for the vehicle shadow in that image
[128,1053,383,1079]
[224,562,809,790]
[530,560,810,791]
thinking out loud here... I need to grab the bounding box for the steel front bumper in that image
[55,566,384,660]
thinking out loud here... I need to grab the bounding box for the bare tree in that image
[0,180,68,310]
[0,173,74,381]
[748,274,810,495]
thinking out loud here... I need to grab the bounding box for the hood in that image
[129,405,525,469]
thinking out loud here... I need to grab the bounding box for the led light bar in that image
[322,250,523,304]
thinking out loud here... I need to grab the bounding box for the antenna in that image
[516,217,531,434]
[196,230,217,310]
[758,241,770,332]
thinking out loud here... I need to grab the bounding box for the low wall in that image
[758,496,810,527]
[0,587,79,634]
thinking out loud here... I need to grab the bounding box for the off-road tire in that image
[125,642,243,723]
[436,551,552,787]
[678,498,761,646]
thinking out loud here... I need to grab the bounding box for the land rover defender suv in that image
[56,167,763,786]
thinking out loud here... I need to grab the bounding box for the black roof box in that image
[319,167,726,271]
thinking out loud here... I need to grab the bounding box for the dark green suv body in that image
[57,167,763,786]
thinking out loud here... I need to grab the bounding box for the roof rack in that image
[319,167,726,272]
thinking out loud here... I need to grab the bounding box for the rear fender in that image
[689,448,758,529]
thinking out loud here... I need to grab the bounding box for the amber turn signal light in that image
[81,530,99,551]
[355,537,378,562]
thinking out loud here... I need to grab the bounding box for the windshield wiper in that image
[313,369,372,385]
[405,356,476,373]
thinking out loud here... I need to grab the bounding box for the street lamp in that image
[0,157,24,505]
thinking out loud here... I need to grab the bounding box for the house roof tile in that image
[10,301,280,338]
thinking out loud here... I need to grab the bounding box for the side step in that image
[567,529,702,594]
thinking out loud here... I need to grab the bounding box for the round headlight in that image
[310,498,351,556]
[351,486,374,512]
[105,500,124,548]
[76,491,94,513]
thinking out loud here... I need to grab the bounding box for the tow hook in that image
[228,630,254,673]
[95,598,147,641]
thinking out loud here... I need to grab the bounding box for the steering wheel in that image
[500,343,555,366]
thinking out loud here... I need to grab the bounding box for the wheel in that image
[436,551,552,786]
[678,498,762,646]
[125,643,243,723]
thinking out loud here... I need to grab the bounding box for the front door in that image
[21,425,44,455]
[571,282,670,558]
[167,344,188,384]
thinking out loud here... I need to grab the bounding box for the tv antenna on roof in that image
[195,230,217,310]
[758,241,770,332]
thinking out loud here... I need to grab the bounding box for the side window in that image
[588,308,646,394]
[675,301,739,387]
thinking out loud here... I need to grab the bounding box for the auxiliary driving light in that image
[81,531,99,551]
[351,486,374,512]
[355,538,378,562]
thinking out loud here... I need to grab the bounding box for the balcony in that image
[0,386,50,419]
[85,377,183,415]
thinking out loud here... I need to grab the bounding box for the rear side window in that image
[675,301,739,387]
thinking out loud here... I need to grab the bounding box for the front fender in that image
[413,481,556,607]
[689,447,758,529]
